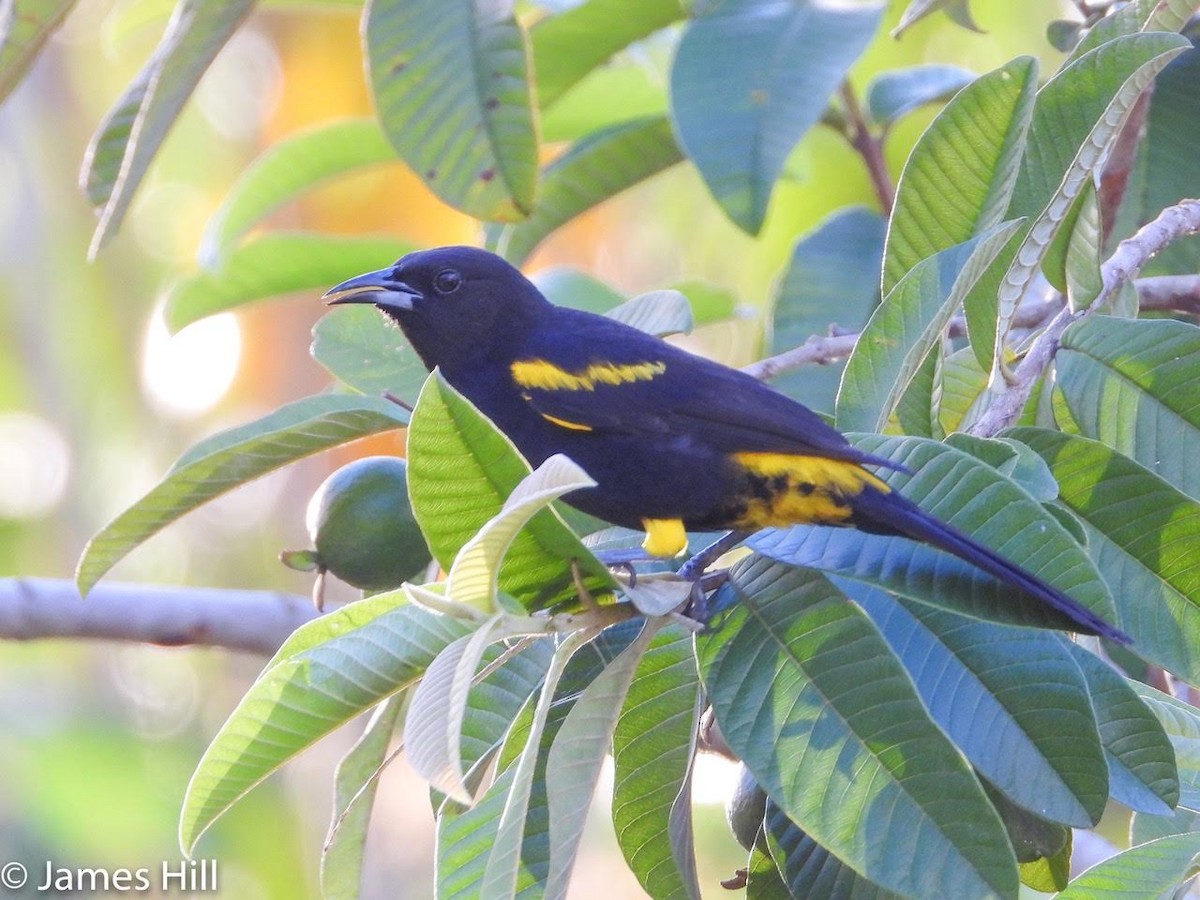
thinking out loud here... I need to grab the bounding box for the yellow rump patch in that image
[539,412,593,432]
[512,358,666,392]
[732,452,891,529]
[641,518,687,558]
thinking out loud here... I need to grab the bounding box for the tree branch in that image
[741,331,859,381]
[0,578,317,655]
[1135,274,1200,315]
[970,199,1200,437]
[838,82,895,216]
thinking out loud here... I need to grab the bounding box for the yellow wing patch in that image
[539,412,593,432]
[511,358,666,392]
[731,452,890,529]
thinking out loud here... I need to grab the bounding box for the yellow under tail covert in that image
[731,452,891,529]
[641,518,688,557]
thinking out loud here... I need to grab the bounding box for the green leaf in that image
[480,628,595,897]
[746,837,791,899]
[605,290,693,338]
[488,115,683,265]
[670,0,884,234]
[531,266,625,313]
[1062,642,1178,816]
[697,557,1017,899]
[978,33,1190,376]
[200,118,396,267]
[983,784,1070,870]
[447,455,597,613]
[1131,683,1200,813]
[943,433,1060,502]
[406,372,615,612]
[839,220,1023,433]
[76,394,407,596]
[847,584,1108,827]
[620,575,692,617]
[165,233,415,333]
[865,64,976,127]
[1069,0,1199,61]
[1136,42,1200,275]
[405,616,531,803]
[321,694,405,900]
[366,0,538,221]
[436,628,630,896]
[311,305,430,403]
[1019,834,1071,893]
[938,347,989,433]
[456,638,554,782]
[1054,832,1200,898]
[1011,428,1200,683]
[611,626,702,900]
[529,0,684,109]
[767,208,885,412]
[749,434,1117,633]
[0,0,78,103]
[540,55,668,143]
[893,344,941,438]
[1056,316,1200,501]
[891,0,980,38]
[544,622,658,896]
[672,281,736,325]
[882,56,1037,295]
[1042,179,1103,311]
[1131,807,1200,845]
[82,0,255,255]
[180,592,470,853]
[764,801,898,899]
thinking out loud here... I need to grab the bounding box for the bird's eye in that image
[433,269,462,295]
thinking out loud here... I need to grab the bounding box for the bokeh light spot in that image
[142,310,242,417]
[0,412,70,518]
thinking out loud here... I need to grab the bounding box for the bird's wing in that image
[513,311,900,470]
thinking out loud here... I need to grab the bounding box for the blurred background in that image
[0,1,1075,896]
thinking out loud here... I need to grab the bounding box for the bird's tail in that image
[852,488,1130,644]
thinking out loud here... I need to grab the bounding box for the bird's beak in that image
[322,268,423,314]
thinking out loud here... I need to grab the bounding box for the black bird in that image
[324,245,1127,642]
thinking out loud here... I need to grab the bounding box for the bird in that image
[323,245,1128,643]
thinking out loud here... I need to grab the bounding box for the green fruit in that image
[306,456,432,591]
[727,762,767,851]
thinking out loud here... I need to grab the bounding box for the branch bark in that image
[839,82,895,216]
[13,206,1200,656]
[970,198,1200,437]
[1135,274,1200,314]
[0,578,317,655]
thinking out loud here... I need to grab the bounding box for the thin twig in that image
[382,390,414,412]
[741,332,860,381]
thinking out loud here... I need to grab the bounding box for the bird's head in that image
[323,246,548,371]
